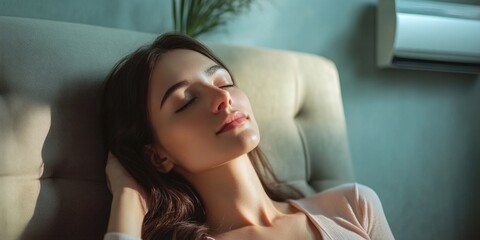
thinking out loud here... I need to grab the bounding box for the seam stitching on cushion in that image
[293,56,300,117]
[294,120,311,183]
[293,56,311,183]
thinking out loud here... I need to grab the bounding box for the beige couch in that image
[0,16,354,239]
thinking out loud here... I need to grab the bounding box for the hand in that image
[105,152,150,213]
[105,152,150,236]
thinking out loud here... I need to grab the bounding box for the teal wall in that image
[1,0,479,239]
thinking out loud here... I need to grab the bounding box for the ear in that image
[144,144,175,173]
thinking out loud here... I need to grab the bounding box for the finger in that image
[106,178,112,193]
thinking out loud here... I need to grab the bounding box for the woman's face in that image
[147,49,260,174]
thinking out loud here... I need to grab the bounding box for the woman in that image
[102,33,394,240]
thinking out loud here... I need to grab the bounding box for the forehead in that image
[150,49,217,87]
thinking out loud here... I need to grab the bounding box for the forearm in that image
[107,188,148,237]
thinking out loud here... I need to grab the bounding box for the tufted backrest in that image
[0,16,353,239]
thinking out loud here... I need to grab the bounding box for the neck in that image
[180,155,286,235]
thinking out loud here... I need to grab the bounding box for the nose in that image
[210,87,232,113]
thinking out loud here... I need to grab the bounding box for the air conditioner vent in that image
[392,57,480,74]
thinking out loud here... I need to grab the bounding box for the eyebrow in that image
[160,64,225,108]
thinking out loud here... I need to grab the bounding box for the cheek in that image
[231,90,253,111]
[158,113,213,165]
[162,116,207,148]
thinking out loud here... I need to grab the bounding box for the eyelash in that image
[220,84,235,89]
[175,97,196,113]
[175,84,235,113]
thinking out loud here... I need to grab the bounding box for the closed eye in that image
[175,97,197,113]
[220,84,235,89]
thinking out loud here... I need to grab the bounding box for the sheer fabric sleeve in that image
[352,183,395,240]
[293,183,395,240]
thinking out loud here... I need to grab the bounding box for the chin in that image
[234,128,260,153]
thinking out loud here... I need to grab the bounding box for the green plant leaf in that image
[172,0,255,37]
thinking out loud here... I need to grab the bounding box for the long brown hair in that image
[102,33,299,240]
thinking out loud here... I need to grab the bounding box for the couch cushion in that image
[0,16,353,239]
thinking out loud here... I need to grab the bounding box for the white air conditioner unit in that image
[377,0,480,74]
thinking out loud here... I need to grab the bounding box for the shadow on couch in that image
[20,81,111,240]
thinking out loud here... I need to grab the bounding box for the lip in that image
[216,111,249,135]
